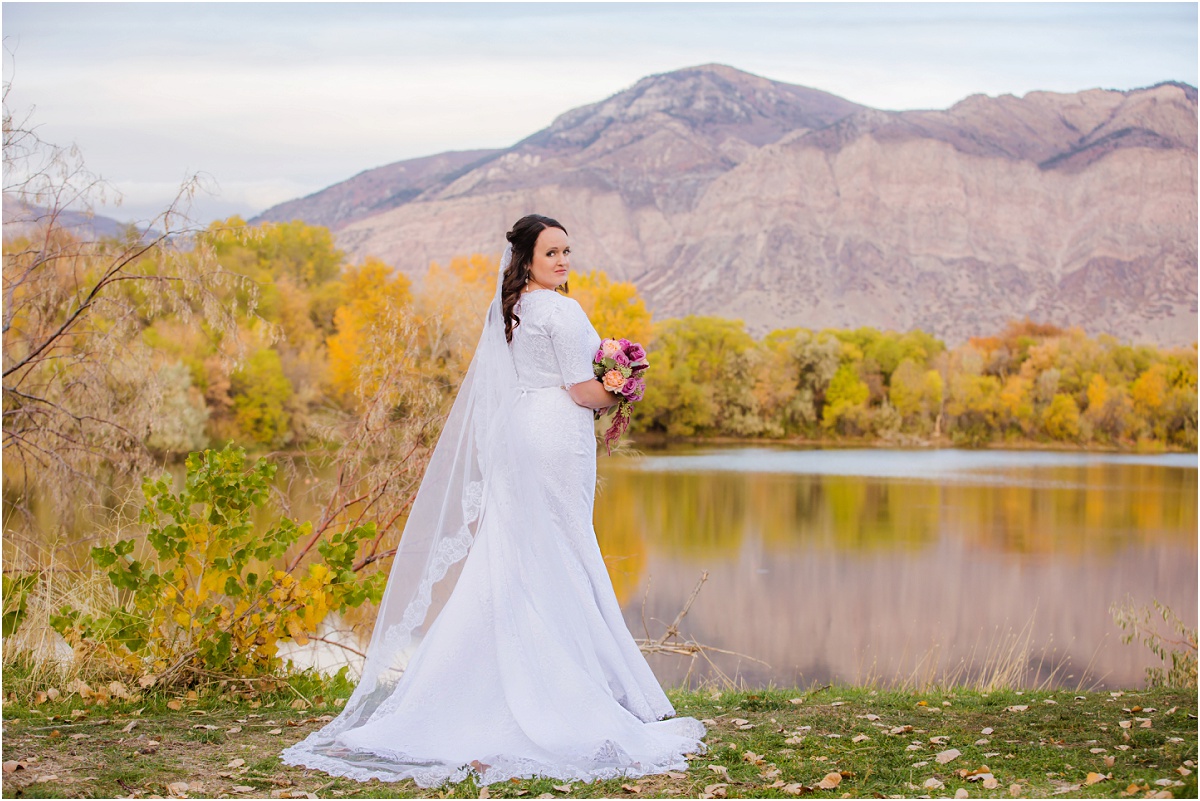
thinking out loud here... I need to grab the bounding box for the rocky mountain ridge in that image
[255,65,1197,346]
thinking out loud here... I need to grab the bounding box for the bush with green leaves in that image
[1110,596,1198,689]
[51,443,383,685]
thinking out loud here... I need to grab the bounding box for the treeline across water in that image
[637,316,1197,450]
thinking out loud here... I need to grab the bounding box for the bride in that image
[281,214,708,788]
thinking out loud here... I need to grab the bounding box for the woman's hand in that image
[568,379,622,410]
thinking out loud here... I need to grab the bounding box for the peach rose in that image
[600,339,622,360]
[602,369,626,392]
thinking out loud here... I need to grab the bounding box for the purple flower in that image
[627,343,646,362]
[614,351,630,367]
[618,338,631,350]
[622,376,645,402]
[595,347,606,362]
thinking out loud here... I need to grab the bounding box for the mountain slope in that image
[259,66,1197,346]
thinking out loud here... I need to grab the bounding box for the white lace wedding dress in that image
[281,287,707,788]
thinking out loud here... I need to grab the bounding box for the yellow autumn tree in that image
[418,253,499,386]
[326,257,414,402]
[569,270,654,346]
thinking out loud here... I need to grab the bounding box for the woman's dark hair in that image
[501,214,569,343]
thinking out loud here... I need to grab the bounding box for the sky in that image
[3,2,1197,224]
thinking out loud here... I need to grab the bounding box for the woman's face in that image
[527,226,570,290]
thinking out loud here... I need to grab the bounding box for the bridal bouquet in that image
[593,338,648,454]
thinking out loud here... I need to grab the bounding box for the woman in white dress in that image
[281,215,707,788]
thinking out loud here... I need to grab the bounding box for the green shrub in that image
[50,443,383,685]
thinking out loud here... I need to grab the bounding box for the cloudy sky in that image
[3,2,1196,224]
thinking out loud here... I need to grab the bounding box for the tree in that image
[326,257,414,403]
[569,270,653,347]
[821,363,870,433]
[1043,393,1081,441]
[2,74,261,530]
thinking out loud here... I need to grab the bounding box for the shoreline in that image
[627,432,1197,455]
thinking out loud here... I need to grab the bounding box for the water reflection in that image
[595,448,1197,690]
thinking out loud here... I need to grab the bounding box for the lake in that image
[13,444,1194,691]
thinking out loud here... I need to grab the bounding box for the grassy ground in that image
[2,675,1195,800]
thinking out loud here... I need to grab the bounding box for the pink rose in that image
[627,343,646,361]
[614,351,630,367]
[622,377,645,402]
[600,339,622,360]
[618,338,631,350]
[602,369,626,393]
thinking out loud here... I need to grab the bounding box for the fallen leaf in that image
[267,728,283,735]
[831,701,845,707]
[708,765,729,778]
[665,773,687,780]
[817,772,842,789]
[121,720,138,733]
[227,726,242,734]
[1008,783,1022,797]
[956,790,969,799]
[1084,772,1109,786]
[552,784,573,792]
[167,781,189,796]
[2,762,26,774]
[167,699,183,711]
[226,758,245,769]
[1118,720,1132,728]
[703,783,728,798]
[620,784,641,793]
[1006,705,1028,712]
[1178,767,1193,777]
[1104,756,1116,768]
[108,681,134,700]
[185,690,198,702]
[923,778,944,789]
[781,783,805,795]
[983,777,1000,789]
[192,723,218,731]
[231,787,255,794]
[917,700,928,707]
[981,727,994,735]
[936,748,962,764]
[788,698,804,705]
[741,751,765,765]
[930,736,950,745]
[858,713,880,721]
[852,734,870,743]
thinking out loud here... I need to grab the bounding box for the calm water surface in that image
[281,446,1196,691]
[591,447,1197,690]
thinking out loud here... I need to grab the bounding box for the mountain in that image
[2,196,151,241]
[251,148,503,231]
[256,64,1198,346]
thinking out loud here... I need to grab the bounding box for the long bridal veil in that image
[282,245,524,776]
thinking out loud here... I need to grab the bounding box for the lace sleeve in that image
[548,297,600,388]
